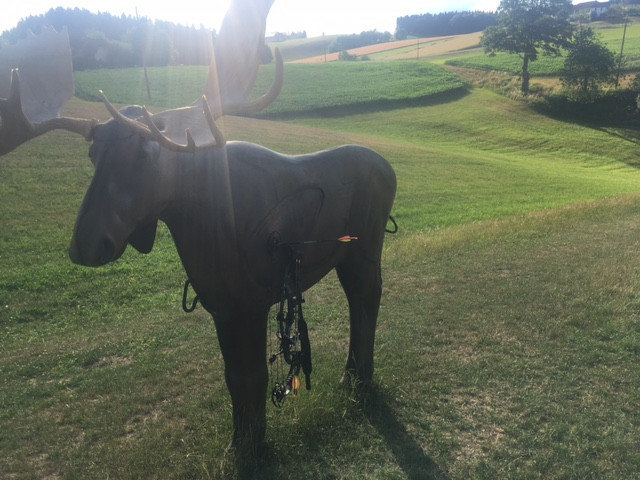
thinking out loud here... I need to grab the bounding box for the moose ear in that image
[128,219,158,254]
[141,139,160,160]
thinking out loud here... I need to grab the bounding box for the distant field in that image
[76,61,468,116]
[268,35,338,62]
[597,21,640,70]
[292,33,482,63]
[358,32,482,61]
[445,21,640,76]
[291,37,448,63]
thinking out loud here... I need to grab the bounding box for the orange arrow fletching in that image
[291,376,301,397]
[338,235,359,243]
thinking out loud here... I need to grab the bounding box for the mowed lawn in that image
[1,61,639,479]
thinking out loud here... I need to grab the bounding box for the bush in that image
[561,27,616,96]
[338,51,357,61]
[535,90,640,124]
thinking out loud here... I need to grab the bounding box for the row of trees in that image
[0,7,214,69]
[266,31,307,42]
[482,0,618,96]
[328,30,393,53]
[396,11,498,39]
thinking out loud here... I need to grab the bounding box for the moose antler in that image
[217,48,284,116]
[0,27,97,156]
[99,47,282,152]
[0,70,96,156]
[100,47,283,152]
[207,0,276,108]
[99,91,226,151]
[0,0,282,156]
[99,0,282,152]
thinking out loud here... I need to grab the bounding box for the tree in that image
[482,0,573,95]
[561,27,616,97]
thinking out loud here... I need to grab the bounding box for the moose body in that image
[70,118,396,450]
[1,1,397,456]
[168,142,396,309]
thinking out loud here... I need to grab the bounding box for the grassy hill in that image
[2,52,640,479]
[291,88,640,231]
[252,61,467,116]
[75,61,468,115]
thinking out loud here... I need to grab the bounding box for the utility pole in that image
[136,7,152,102]
[616,16,628,87]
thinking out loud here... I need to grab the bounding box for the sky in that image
[1,1,502,38]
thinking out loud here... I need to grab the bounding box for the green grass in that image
[596,21,640,70]
[445,51,565,76]
[254,61,467,116]
[380,195,640,479]
[290,88,640,232]
[75,65,209,109]
[75,61,467,115]
[2,60,640,478]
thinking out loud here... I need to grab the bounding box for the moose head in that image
[1,0,396,457]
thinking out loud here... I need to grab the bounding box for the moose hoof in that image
[340,369,373,392]
[222,438,267,476]
[227,434,267,459]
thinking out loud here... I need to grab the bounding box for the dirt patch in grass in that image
[451,392,506,465]
[93,355,133,368]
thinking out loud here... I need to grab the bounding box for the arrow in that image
[338,235,359,243]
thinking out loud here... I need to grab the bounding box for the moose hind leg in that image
[336,252,382,386]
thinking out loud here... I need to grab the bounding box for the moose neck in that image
[159,146,243,308]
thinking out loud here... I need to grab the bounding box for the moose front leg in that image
[213,305,269,455]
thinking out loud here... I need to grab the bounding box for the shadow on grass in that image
[594,125,640,146]
[224,383,448,480]
[531,91,640,169]
[363,386,449,480]
[256,87,470,121]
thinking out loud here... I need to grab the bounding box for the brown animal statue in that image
[0,1,396,455]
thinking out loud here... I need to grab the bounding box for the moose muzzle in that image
[69,234,118,267]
